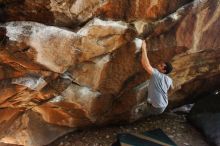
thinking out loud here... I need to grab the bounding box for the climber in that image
[141,40,173,115]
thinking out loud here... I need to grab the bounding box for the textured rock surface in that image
[0,0,191,26]
[0,0,220,145]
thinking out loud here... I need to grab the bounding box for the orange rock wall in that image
[0,0,220,145]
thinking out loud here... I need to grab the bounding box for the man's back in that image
[147,68,173,109]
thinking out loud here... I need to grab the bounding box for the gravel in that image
[48,112,210,146]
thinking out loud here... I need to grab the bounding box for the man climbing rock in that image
[141,40,173,115]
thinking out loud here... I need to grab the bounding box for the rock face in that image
[0,0,220,145]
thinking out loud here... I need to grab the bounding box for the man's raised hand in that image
[141,40,147,53]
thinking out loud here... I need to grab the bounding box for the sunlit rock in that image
[0,0,220,145]
[1,18,134,73]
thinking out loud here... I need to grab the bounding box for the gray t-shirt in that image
[147,68,173,109]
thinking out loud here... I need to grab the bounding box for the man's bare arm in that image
[141,40,153,75]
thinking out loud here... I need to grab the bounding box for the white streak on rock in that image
[60,72,73,81]
[170,13,180,21]
[5,25,24,42]
[5,21,78,73]
[29,23,77,73]
[77,18,128,36]
[93,54,110,68]
[78,86,100,98]
[61,84,100,122]
[62,84,100,104]
[133,38,143,53]
[12,75,47,91]
[93,18,128,29]
[49,96,64,103]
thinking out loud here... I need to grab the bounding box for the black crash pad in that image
[188,93,220,146]
[112,128,177,146]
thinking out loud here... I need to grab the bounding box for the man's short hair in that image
[164,62,173,74]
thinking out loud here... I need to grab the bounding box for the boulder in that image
[0,0,220,145]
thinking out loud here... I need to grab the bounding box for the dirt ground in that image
[48,112,210,146]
